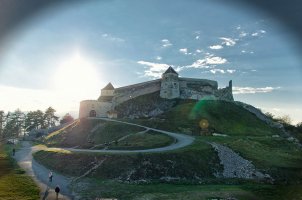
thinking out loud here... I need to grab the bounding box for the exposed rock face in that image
[235,101,282,129]
[210,142,271,180]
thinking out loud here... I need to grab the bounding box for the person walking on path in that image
[12,148,15,156]
[55,185,60,199]
[49,171,53,183]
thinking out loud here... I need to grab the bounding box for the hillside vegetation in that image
[127,100,282,136]
[33,99,302,199]
[43,118,174,150]
[0,144,39,200]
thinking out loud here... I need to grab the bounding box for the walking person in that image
[49,171,53,183]
[12,148,15,156]
[55,185,60,199]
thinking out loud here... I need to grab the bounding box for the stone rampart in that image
[179,78,218,89]
[79,100,112,118]
[178,78,217,100]
[214,86,234,101]
[115,79,161,94]
[112,80,161,107]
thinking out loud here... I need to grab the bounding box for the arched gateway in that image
[89,110,96,117]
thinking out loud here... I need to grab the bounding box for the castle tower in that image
[101,82,114,97]
[160,66,180,99]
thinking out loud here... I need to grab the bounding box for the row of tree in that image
[0,107,73,140]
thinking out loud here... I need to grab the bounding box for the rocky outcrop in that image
[235,101,282,129]
[211,142,271,180]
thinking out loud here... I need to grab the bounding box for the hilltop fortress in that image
[79,66,234,118]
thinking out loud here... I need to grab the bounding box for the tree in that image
[265,112,274,120]
[24,111,36,132]
[32,110,45,129]
[276,115,292,126]
[296,122,302,132]
[44,107,59,128]
[60,113,74,124]
[3,109,25,138]
[0,110,5,139]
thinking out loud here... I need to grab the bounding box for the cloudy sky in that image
[0,0,301,123]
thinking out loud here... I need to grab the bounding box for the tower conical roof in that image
[163,66,178,75]
[102,82,114,90]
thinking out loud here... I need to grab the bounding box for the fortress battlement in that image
[79,66,234,118]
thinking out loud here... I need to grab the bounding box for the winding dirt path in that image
[15,141,73,200]
[13,119,195,199]
[60,117,195,153]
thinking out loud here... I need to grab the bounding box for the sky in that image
[0,0,301,124]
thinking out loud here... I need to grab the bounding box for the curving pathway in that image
[15,141,73,200]
[57,117,195,153]
[14,118,195,199]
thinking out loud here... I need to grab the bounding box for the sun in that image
[52,51,100,100]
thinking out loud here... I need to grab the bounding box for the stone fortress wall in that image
[79,66,234,118]
[214,80,233,101]
[112,80,161,106]
[79,100,112,118]
[179,78,218,100]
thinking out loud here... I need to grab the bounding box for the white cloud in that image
[195,36,200,40]
[227,69,236,73]
[251,30,266,37]
[156,56,162,60]
[210,69,225,74]
[196,49,202,53]
[209,45,223,50]
[220,37,236,46]
[184,55,227,70]
[179,48,188,54]
[101,33,125,42]
[190,60,211,69]
[205,56,227,64]
[161,39,172,47]
[233,86,281,94]
[239,31,248,37]
[272,108,281,112]
[137,61,170,78]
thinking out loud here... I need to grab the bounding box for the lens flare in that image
[199,119,209,129]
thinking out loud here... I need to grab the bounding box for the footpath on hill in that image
[13,119,195,200]
[15,141,73,200]
[62,117,195,153]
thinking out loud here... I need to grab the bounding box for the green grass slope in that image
[129,100,281,136]
[33,100,302,199]
[0,144,39,200]
[43,118,174,150]
[34,138,220,182]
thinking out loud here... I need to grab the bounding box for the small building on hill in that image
[79,66,233,118]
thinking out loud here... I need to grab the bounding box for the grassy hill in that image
[0,144,39,200]
[43,118,175,150]
[33,99,302,199]
[126,100,282,136]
